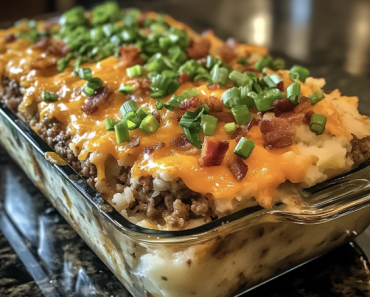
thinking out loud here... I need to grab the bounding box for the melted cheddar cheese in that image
[0,14,351,208]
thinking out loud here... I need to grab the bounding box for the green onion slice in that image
[263,74,282,88]
[231,105,251,125]
[77,68,93,81]
[137,107,151,120]
[254,56,273,72]
[310,113,327,135]
[307,91,325,105]
[120,100,139,117]
[182,126,202,149]
[156,100,164,110]
[253,89,284,111]
[239,85,255,107]
[229,70,251,87]
[105,118,115,131]
[287,81,301,105]
[211,67,228,86]
[234,137,255,159]
[118,84,134,95]
[224,122,237,135]
[115,121,130,144]
[237,57,248,66]
[290,65,310,82]
[222,87,241,109]
[205,55,221,69]
[201,115,218,136]
[127,65,143,78]
[140,114,160,134]
[42,91,58,102]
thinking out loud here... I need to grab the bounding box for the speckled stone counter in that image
[2,0,370,296]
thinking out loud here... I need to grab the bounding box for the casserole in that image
[2,2,370,296]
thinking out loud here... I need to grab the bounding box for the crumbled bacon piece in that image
[227,155,249,181]
[82,86,109,114]
[206,96,223,112]
[219,44,236,62]
[233,116,261,142]
[273,98,295,115]
[276,81,284,92]
[303,110,314,125]
[31,37,50,50]
[119,45,144,68]
[279,112,305,122]
[143,142,165,155]
[4,34,16,43]
[178,72,190,84]
[199,136,229,167]
[128,135,141,148]
[30,57,56,70]
[152,110,162,123]
[293,96,311,114]
[47,40,70,57]
[179,96,201,111]
[170,132,192,149]
[211,111,235,123]
[207,83,220,90]
[230,126,243,140]
[186,37,211,60]
[260,115,295,148]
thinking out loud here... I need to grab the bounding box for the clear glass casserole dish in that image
[2,101,370,297]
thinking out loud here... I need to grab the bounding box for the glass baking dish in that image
[2,100,370,297]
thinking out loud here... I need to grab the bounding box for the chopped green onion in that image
[239,85,255,107]
[234,137,255,159]
[175,88,199,102]
[137,107,151,120]
[211,67,228,86]
[179,109,204,128]
[77,68,93,81]
[244,71,258,82]
[140,114,160,134]
[183,126,202,149]
[201,115,218,136]
[57,53,73,72]
[156,100,163,110]
[290,65,310,82]
[41,91,58,103]
[205,55,221,69]
[253,89,284,111]
[164,99,180,111]
[199,102,211,114]
[224,122,237,135]
[115,121,129,144]
[271,58,285,70]
[83,77,104,96]
[253,82,262,94]
[118,84,134,95]
[231,105,251,125]
[287,81,301,105]
[289,72,300,82]
[254,56,273,72]
[263,75,282,88]
[150,91,165,99]
[310,113,327,135]
[127,65,142,78]
[105,118,115,131]
[229,70,251,87]
[222,87,242,109]
[237,57,249,66]
[124,113,142,130]
[120,100,139,117]
[307,91,325,105]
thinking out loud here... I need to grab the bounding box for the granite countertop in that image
[1,0,370,296]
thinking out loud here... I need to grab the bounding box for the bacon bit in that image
[31,37,50,50]
[207,83,220,90]
[4,34,16,43]
[303,110,314,125]
[186,37,211,60]
[274,98,295,116]
[260,116,295,148]
[178,72,190,84]
[30,57,57,70]
[233,117,261,141]
[179,96,201,111]
[82,86,109,114]
[170,132,192,149]
[279,112,305,122]
[276,81,284,92]
[119,45,145,68]
[230,126,243,139]
[199,136,229,167]
[143,142,165,155]
[211,111,235,123]
[206,96,223,112]
[227,155,249,181]
[47,40,70,57]
[131,77,151,91]
[219,44,236,62]
[293,96,311,114]
[128,135,141,148]
[152,110,162,123]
